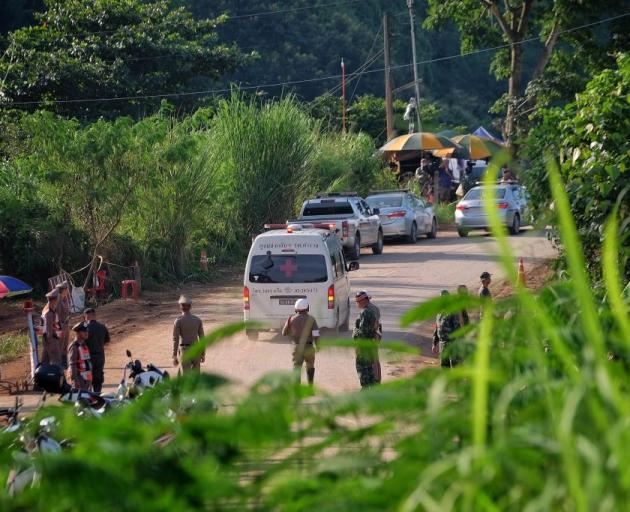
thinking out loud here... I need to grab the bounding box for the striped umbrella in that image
[0,275,33,300]
[379,132,459,153]
[451,134,505,160]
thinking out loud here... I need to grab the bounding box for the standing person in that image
[84,308,110,393]
[359,290,383,384]
[432,290,462,367]
[353,291,380,388]
[40,289,63,366]
[55,281,71,368]
[282,298,320,385]
[438,159,454,202]
[457,285,470,328]
[172,295,205,373]
[67,322,93,391]
[479,272,492,299]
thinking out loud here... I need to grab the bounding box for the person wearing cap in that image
[432,290,462,368]
[40,289,63,366]
[282,298,320,385]
[84,308,111,393]
[67,322,93,391]
[479,272,492,299]
[172,295,205,373]
[353,291,379,388]
[359,290,383,383]
[55,281,71,368]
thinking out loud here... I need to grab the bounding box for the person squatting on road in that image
[282,298,319,385]
[55,281,71,368]
[353,291,380,388]
[172,295,205,373]
[432,290,462,368]
[67,322,93,391]
[479,271,492,299]
[40,289,63,366]
[84,308,111,393]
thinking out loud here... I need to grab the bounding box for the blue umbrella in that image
[0,275,33,299]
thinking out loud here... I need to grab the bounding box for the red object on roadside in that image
[23,300,34,312]
[121,280,139,301]
[87,270,107,297]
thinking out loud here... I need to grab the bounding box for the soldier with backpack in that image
[282,298,320,385]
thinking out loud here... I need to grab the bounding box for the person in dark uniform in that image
[84,308,110,393]
[40,289,62,366]
[282,298,320,385]
[358,290,382,384]
[353,291,379,388]
[479,272,492,299]
[67,322,93,391]
[172,295,205,373]
[432,290,462,367]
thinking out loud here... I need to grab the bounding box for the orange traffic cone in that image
[517,257,526,286]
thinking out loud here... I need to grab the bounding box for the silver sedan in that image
[366,191,437,243]
[455,183,531,237]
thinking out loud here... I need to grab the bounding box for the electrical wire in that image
[3,11,628,107]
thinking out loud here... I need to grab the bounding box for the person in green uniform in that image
[353,291,379,388]
[432,290,462,368]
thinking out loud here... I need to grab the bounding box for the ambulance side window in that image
[335,251,345,276]
[330,252,339,278]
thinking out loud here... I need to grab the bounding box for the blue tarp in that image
[473,126,503,143]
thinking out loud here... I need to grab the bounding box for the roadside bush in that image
[523,53,630,280]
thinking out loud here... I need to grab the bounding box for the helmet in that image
[294,298,309,312]
[178,294,192,305]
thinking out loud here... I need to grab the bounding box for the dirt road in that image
[1,229,556,409]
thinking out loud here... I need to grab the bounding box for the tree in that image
[424,0,628,151]
[0,0,245,120]
[11,111,151,289]
[523,53,629,280]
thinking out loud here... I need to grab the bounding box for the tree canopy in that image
[0,0,246,120]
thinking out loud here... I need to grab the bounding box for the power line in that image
[349,25,384,102]
[4,11,628,107]
[225,0,362,21]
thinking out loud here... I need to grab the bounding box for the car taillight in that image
[243,286,250,310]
[327,284,335,310]
[341,221,348,238]
[387,210,407,218]
[455,204,468,211]
[497,202,509,209]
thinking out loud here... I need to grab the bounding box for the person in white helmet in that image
[172,294,205,373]
[282,298,320,385]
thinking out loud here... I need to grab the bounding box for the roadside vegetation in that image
[0,94,394,289]
[0,333,28,364]
[1,163,629,510]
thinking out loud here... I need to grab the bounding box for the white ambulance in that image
[243,223,360,340]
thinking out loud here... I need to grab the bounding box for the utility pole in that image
[383,13,394,141]
[341,58,346,133]
[406,0,422,135]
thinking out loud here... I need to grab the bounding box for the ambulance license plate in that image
[279,299,294,305]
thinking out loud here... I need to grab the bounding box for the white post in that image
[25,306,39,379]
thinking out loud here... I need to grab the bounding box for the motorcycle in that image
[118,349,169,399]
[5,415,65,496]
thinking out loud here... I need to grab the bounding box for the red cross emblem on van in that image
[279,258,298,278]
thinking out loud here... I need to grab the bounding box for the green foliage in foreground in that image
[1,162,629,511]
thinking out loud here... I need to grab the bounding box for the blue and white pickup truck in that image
[296,193,383,259]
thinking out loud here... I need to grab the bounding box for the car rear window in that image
[249,254,328,283]
[302,202,354,216]
[366,195,403,208]
[464,188,506,200]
